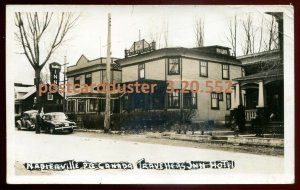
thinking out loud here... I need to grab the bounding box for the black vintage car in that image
[16,110,38,130]
[41,112,76,134]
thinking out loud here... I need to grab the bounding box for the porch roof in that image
[66,92,123,99]
[233,68,283,82]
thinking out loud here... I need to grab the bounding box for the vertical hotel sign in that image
[49,62,61,86]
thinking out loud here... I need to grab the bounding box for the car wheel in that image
[50,127,55,134]
[26,123,31,130]
[16,123,21,130]
[68,128,74,134]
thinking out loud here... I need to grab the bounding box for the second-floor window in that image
[222,64,229,79]
[200,61,208,77]
[85,73,92,85]
[74,76,80,86]
[138,64,145,79]
[168,58,180,75]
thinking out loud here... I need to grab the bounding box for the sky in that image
[6,5,292,85]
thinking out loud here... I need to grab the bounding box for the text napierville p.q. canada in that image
[38,80,232,96]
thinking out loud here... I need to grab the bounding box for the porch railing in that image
[245,109,257,121]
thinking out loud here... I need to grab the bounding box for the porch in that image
[231,68,284,133]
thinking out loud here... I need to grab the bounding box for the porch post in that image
[231,86,235,110]
[235,83,241,107]
[257,80,265,107]
[241,90,246,107]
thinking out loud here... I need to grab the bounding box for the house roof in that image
[117,47,241,66]
[233,68,283,81]
[236,49,281,66]
[18,87,36,100]
[67,92,121,99]
[67,55,121,75]
[16,85,63,101]
[14,86,35,93]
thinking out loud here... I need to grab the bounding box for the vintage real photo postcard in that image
[6,5,294,184]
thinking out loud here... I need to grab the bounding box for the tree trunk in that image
[35,68,41,111]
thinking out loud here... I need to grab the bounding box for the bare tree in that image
[258,18,264,53]
[241,14,258,55]
[40,65,50,84]
[15,12,79,110]
[149,30,162,49]
[226,15,237,56]
[263,16,279,51]
[194,17,205,47]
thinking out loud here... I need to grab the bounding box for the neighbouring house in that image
[65,55,122,114]
[233,50,283,121]
[116,40,243,123]
[14,83,63,116]
[231,12,284,132]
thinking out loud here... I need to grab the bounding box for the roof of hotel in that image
[116,46,241,66]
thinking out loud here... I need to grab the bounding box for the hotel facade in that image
[116,40,243,123]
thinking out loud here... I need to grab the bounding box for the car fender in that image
[25,120,32,127]
[16,120,22,127]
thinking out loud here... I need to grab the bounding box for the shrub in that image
[68,109,196,133]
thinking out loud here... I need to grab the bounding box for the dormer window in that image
[216,48,228,55]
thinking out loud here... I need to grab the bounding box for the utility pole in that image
[63,56,68,112]
[139,29,141,41]
[100,36,102,58]
[234,15,237,57]
[104,13,111,133]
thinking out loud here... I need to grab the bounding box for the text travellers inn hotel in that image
[66,40,244,124]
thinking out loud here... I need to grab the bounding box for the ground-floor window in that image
[78,99,86,112]
[183,91,197,108]
[218,92,223,101]
[67,99,76,112]
[89,99,98,112]
[211,92,219,109]
[99,99,105,112]
[226,93,231,110]
[168,90,180,108]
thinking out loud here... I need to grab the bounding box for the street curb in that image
[74,128,124,134]
[74,128,104,133]
[146,132,284,148]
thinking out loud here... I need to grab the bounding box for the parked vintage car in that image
[41,112,76,134]
[15,110,38,130]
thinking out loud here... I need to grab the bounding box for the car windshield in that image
[30,113,37,117]
[51,114,67,121]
